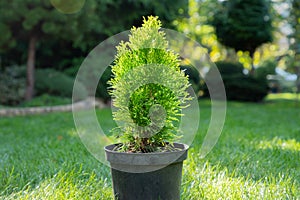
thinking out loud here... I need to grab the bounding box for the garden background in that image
[0,0,299,199]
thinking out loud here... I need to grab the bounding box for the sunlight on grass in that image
[256,137,300,151]
[2,168,113,200]
[0,101,299,199]
[66,128,78,137]
[182,150,299,199]
[266,93,299,101]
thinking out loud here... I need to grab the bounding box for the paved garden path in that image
[0,98,106,117]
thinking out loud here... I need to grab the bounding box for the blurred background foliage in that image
[0,0,299,106]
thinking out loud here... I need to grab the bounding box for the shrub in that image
[0,65,26,106]
[20,94,71,107]
[63,65,80,77]
[214,61,244,75]
[109,16,191,152]
[255,59,276,79]
[202,61,268,102]
[64,64,112,103]
[222,74,269,102]
[35,68,87,100]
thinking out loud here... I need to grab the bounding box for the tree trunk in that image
[25,35,37,101]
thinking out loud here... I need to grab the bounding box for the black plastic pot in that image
[104,143,188,200]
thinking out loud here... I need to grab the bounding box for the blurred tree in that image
[0,0,101,100]
[0,0,187,101]
[174,0,226,61]
[98,0,188,34]
[290,0,300,98]
[212,0,273,73]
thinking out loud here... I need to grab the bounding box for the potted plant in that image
[105,16,192,200]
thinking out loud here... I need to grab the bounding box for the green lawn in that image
[0,99,299,199]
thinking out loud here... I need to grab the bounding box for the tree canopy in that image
[212,0,273,63]
[0,0,187,100]
[290,0,300,94]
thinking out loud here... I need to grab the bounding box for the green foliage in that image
[20,94,71,107]
[65,64,112,103]
[214,61,244,75]
[109,16,191,152]
[290,0,300,95]
[290,0,300,56]
[0,66,26,106]
[222,75,269,102]
[96,66,112,103]
[255,59,277,79]
[0,0,188,102]
[212,0,273,57]
[35,68,87,100]
[96,0,188,36]
[203,61,268,102]
[0,0,188,67]
[180,65,202,97]
[63,65,80,77]
[0,0,102,50]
